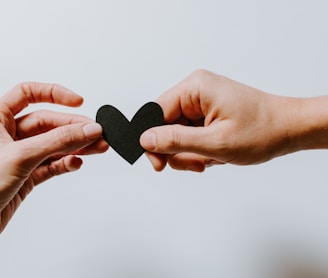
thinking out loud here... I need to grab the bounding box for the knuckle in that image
[13,82,28,91]
[189,69,228,88]
[164,126,181,151]
[56,127,79,148]
[15,82,61,104]
[189,69,211,83]
[190,68,210,77]
[47,159,68,177]
[15,82,38,103]
[187,69,217,96]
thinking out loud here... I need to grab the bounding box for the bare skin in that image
[0,82,108,232]
[140,69,328,172]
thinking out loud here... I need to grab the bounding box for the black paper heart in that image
[96,102,164,164]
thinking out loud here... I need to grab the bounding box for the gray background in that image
[1,1,328,277]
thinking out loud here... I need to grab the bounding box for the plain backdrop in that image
[1,1,328,277]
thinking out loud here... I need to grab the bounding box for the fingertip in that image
[82,123,103,140]
[59,86,83,107]
[140,130,156,151]
[66,155,83,172]
[73,94,84,107]
[145,152,167,171]
[155,85,183,123]
[98,139,110,152]
[49,83,83,107]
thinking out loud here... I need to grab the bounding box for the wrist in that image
[282,96,328,152]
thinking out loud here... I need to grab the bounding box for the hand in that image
[0,82,108,232]
[140,69,327,172]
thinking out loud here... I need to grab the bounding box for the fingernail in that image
[83,123,102,140]
[140,131,156,150]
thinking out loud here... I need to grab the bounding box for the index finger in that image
[156,70,207,124]
[0,82,83,116]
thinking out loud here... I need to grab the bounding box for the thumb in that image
[140,124,215,156]
[15,122,102,169]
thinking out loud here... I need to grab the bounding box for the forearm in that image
[283,96,328,152]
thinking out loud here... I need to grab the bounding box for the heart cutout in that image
[96,102,164,164]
